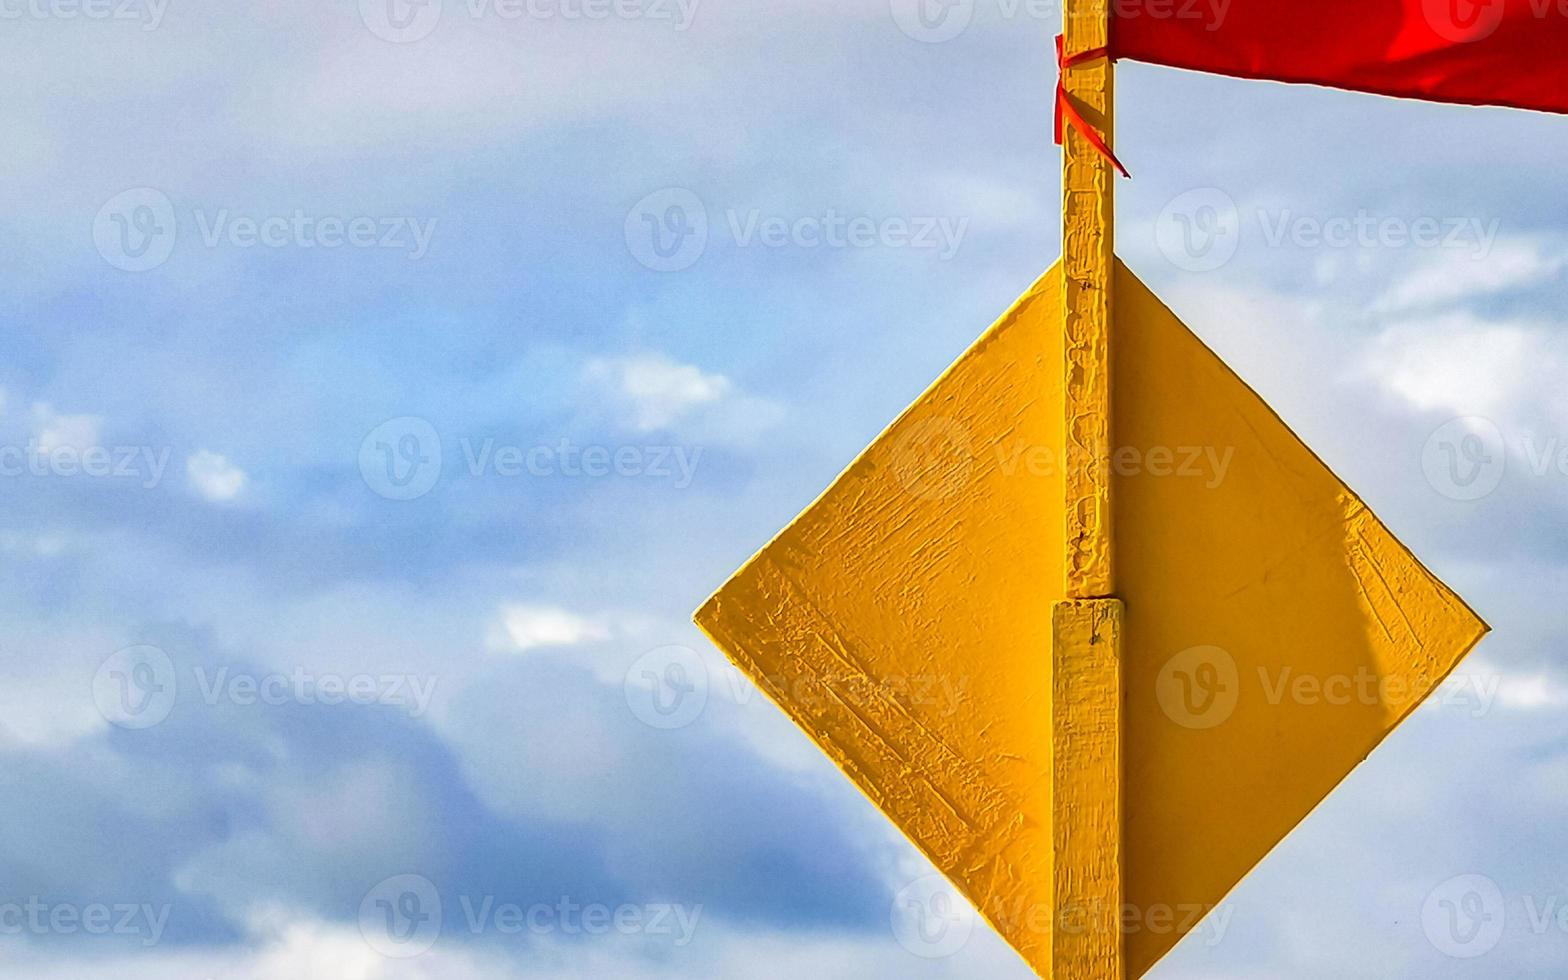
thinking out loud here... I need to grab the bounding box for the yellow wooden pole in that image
[1056,0,1124,978]
[1052,598,1123,977]
[1062,1,1115,596]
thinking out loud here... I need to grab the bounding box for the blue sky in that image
[2,0,1568,976]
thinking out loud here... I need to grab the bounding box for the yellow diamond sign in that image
[696,260,1486,977]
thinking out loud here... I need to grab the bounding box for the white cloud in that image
[1373,237,1566,313]
[30,402,102,453]
[491,604,610,653]
[0,616,122,749]
[0,915,1034,980]
[186,450,248,502]
[587,354,732,432]
[1358,313,1548,419]
[1492,668,1568,711]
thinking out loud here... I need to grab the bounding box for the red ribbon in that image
[1055,35,1129,178]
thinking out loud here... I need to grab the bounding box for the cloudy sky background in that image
[2,0,1567,976]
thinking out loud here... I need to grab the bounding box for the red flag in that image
[1111,0,1568,115]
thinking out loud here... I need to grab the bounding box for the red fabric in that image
[1111,0,1568,114]
[1056,37,1131,178]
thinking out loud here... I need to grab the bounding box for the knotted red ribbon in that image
[1055,35,1129,178]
